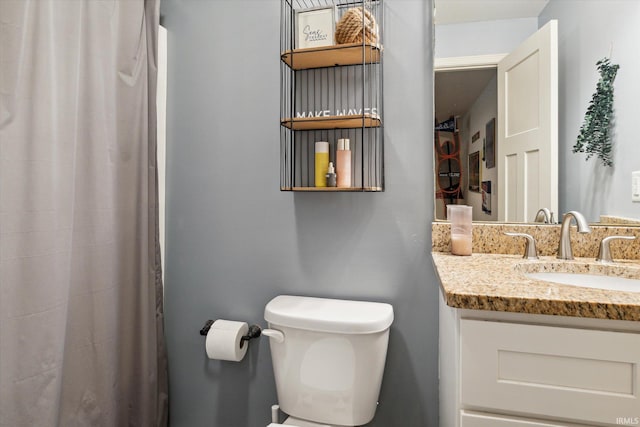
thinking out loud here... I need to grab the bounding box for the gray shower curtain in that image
[0,1,168,426]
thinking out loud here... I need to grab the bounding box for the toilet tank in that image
[264,295,394,426]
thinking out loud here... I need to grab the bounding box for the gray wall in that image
[435,17,538,58]
[540,0,640,222]
[161,1,437,426]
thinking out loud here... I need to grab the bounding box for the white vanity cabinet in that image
[439,289,640,427]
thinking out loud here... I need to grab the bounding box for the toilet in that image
[263,295,394,427]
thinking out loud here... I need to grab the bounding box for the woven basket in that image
[335,7,378,45]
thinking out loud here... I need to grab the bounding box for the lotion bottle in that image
[336,138,352,188]
[314,141,329,187]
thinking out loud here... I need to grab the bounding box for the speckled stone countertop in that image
[432,220,640,321]
[432,221,640,259]
[432,252,640,321]
[600,215,640,225]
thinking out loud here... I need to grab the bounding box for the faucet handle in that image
[596,235,636,263]
[505,232,539,260]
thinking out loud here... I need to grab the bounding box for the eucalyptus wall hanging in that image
[572,57,620,167]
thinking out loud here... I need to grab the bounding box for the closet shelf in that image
[281,114,381,131]
[281,42,382,70]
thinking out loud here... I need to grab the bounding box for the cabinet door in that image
[461,411,589,427]
[460,319,640,426]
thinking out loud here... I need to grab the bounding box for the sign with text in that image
[296,6,335,49]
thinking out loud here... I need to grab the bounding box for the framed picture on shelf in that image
[295,6,336,49]
[485,117,496,169]
[481,181,492,214]
[468,151,480,192]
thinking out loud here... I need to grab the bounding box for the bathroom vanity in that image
[433,224,640,427]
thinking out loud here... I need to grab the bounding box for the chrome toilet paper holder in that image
[200,320,262,349]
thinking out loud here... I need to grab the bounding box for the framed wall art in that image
[295,6,336,49]
[485,117,495,169]
[468,151,480,192]
[481,181,492,214]
[472,131,480,143]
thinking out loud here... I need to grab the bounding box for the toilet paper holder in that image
[199,320,262,349]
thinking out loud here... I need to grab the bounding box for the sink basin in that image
[525,272,640,293]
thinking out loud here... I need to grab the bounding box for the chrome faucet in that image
[557,211,592,260]
[534,208,555,224]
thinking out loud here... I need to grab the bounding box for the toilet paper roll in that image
[205,319,249,362]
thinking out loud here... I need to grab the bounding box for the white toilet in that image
[263,295,394,427]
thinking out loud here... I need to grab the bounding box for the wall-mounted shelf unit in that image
[281,114,381,131]
[289,186,381,192]
[280,0,384,192]
[281,42,382,70]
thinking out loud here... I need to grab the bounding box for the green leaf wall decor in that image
[573,57,620,167]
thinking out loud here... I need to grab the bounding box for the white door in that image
[498,20,558,222]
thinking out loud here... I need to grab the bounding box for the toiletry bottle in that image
[315,141,329,187]
[326,162,337,187]
[336,138,351,188]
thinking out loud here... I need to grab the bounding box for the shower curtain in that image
[0,1,168,426]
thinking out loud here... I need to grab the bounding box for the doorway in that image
[434,63,498,221]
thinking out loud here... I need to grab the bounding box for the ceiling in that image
[434,68,496,123]
[434,0,549,25]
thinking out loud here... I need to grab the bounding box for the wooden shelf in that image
[281,186,384,192]
[281,114,381,130]
[281,42,382,70]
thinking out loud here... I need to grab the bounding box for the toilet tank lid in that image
[264,295,394,334]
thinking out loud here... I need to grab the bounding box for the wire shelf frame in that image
[280,0,384,192]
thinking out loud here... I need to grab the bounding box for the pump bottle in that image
[336,138,351,188]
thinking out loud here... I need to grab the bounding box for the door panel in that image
[498,20,557,222]
[506,52,540,135]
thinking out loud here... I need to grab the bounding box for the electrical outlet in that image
[633,171,640,202]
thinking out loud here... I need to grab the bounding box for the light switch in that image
[633,171,640,202]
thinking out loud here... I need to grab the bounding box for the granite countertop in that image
[432,252,640,321]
